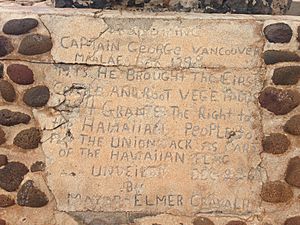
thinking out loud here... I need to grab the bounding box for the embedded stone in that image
[263,50,300,65]
[3,18,38,35]
[0,128,6,145]
[0,162,29,192]
[18,34,53,56]
[285,216,300,225]
[258,87,300,115]
[298,26,300,42]
[0,80,16,102]
[0,219,5,225]
[260,180,293,203]
[23,86,50,107]
[7,64,34,85]
[0,194,15,207]
[226,221,247,225]
[285,156,300,187]
[30,161,45,172]
[0,64,3,79]
[0,109,31,126]
[13,128,41,149]
[284,115,300,135]
[17,180,48,207]
[193,217,215,225]
[262,133,290,154]
[263,23,293,43]
[272,66,300,85]
[0,154,7,167]
[0,36,13,57]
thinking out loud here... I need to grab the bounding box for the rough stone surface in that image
[17,180,48,207]
[13,127,41,149]
[0,64,3,79]
[18,34,53,56]
[0,219,5,225]
[3,18,38,35]
[0,162,29,192]
[258,87,300,115]
[0,194,15,207]
[0,128,6,145]
[263,23,293,43]
[285,156,300,188]
[0,109,31,126]
[0,36,13,57]
[7,64,34,85]
[193,217,215,225]
[283,115,300,135]
[261,180,293,203]
[0,80,16,102]
[285,216,300,225]
[23,85,50,107]
[262,133,290,154]
[272,66,300,85]
[263,50,300,65]
[30,161,45,172]
[0,154,7,166]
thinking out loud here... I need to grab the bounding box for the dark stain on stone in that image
[272,66,300,85]
[17,180,48,207]
[263,50,300,65]
[0,162,29,192]
[0,128,6,145]
[18,34,52,56]
[23,85,50,108]
[262,133,290,154]
[0,80,16,102]
[30,161,45,172]
[0,219,5,225]
[226,221,247,225]
[260,180,293,203]
[13,127,41,149]
[298,26,300,43]
[0,194,15,207]
[193,217,215,225]
[284,216,300,225]
[258,87,300,115]
[0,36,13,57]
[3,18,38,35]
[0,64,3,79]
[7,64,34,85]
[284,115,300,135]
[285,156,300,188]
[0,109,31,126]
[263,23,293,43]
[0,154,7,167]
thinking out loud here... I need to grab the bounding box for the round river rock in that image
[23,85,50,108]
[3,18,38,35]
[0,128,6,145]
[14,127,41,149]
[261,180,293,203]
[7,64,34,85]
[284,115,300,135]
[0,36,13,57]
[262,133,290,154]
[193,217,214,225]
[0,194,15,207]
[0,109,31,126]
[285,156,300,188]
[263,23,293,43]
[18,34,53,56]
[284,216,300,225]
[0,80,16,102]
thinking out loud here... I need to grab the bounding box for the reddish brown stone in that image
[193,217,214,225]
[18,34,52,56]
[13,127,41,149]
[7,64,34,85]
[0,128,6,145]
[0,109,31,126]
[23,85,50,107]
[226,221,247,225]
[261,180,293,203]
[0,36,13,57]
[0,154,7,166]
[0,219,6,225]
[30,161,45,172]
[284,216,300,225]
[0,194,15,207]
[262,133,290,154]
[258,87,300,115]
[264,23,293,43]
[17,180,48,207]
[272,66,300,85]
[3,18,38,35]
[263,50,300,65]
[0,80,16,102]
[285,156,300,188]
[284,115,300,135]
[0,162,29,192]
